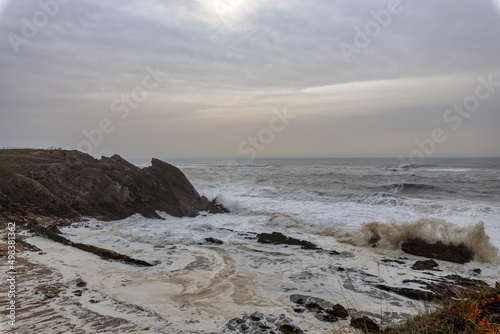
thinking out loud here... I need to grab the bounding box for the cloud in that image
[0,0,499,158]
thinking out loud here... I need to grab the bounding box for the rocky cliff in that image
[0,149,227,222]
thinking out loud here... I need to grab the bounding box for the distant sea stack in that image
[0,149,228,222]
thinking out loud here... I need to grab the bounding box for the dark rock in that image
[330,304,349,318]
[381,258,405,265]
[279,324,304,334]
[320,313,338,322]
[401,238,474,264]
[223,313,302,333]
[75,279,87,287]
[305,302,323,310]
[328,249,340,255]
[17,238,42,252]
[376,274,489,301]
[473,268,482,274]
[249,314,261,321]
[376,284,435,301]
[257,232,318,250]
[350,316,380,333]
[35,225,154,267]
[411,259,439,270]
[0,149,228,222]
[49,225,63,234]
[291,295,341,323]
[205,237,223,245]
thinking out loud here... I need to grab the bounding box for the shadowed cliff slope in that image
[0,149,227,221]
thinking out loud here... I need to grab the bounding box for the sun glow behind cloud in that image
[492,0,500,13]
[0,0,9,17]
[196,0,260,29]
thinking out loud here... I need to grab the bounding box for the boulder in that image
[330,304,349,318]
[411,259,439,271]
[401,238,474,264]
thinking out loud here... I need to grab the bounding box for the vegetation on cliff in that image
[385,284,500,334]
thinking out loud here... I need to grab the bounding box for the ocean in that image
[27,157,500,333]
[171,157,500,246]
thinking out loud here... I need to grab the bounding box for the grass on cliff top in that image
[0,149,63,185]
[384,283,500,334]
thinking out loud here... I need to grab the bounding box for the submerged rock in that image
[401,238,474,264]
[257,232,318,250]
[205,237,224,245]
[0,149,228,221]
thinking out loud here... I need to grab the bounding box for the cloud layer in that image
[1,0,499,159]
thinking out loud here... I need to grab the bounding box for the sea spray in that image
[342,218,499,263]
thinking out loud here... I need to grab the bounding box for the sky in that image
[0,0,500,160]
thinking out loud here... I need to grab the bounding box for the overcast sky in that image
[1,0,500,160]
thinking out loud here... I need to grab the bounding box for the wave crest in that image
[344,218,499,263]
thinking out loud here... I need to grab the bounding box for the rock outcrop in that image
[376,274,489,301]
[401,238,474,264]
[0,149,227,222]
[257,232,319,250]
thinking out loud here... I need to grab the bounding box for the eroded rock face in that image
[0,149,227,221]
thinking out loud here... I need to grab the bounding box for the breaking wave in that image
[347,192,409,206]
[382,183,442,194]
[342,218,499,263]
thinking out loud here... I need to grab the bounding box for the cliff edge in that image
[0,149,227,222]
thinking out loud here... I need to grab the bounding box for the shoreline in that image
[2,219,499,333]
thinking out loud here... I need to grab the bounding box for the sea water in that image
[35,157,500,333]
[170,157,500,250]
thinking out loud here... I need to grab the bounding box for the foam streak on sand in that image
[19,236,286,333]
